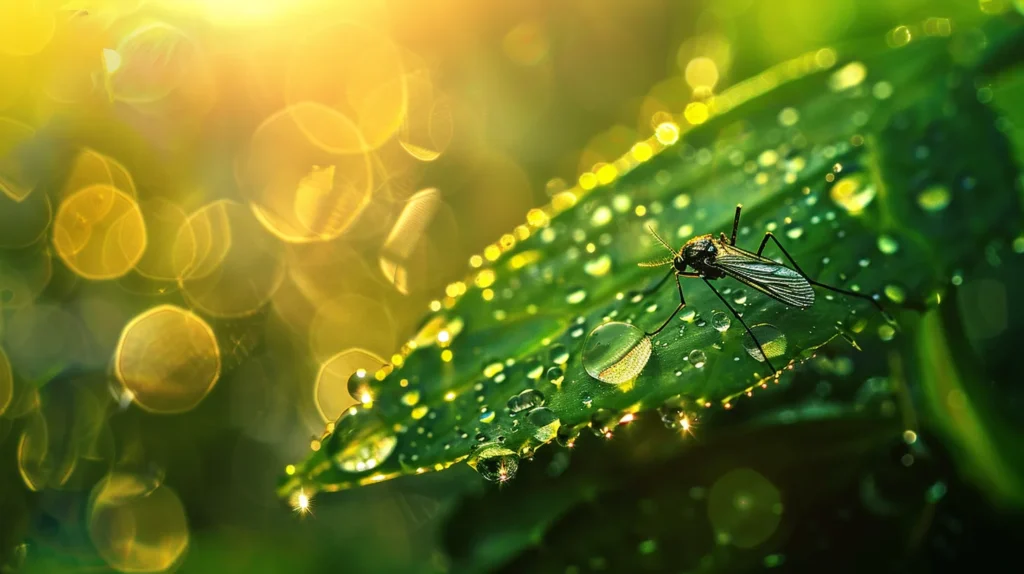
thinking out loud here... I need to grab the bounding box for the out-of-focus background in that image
[0,0,1020,572]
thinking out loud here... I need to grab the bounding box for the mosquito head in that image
[682,234,717,266]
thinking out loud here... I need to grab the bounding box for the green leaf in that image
[279,16,1024,498]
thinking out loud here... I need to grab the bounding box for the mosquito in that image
[637,204,890,374]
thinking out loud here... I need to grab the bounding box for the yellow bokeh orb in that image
[53,185,148,280]
[114,305,221,414]
[89,473,190,573]
[286,22,407,152]
[315,349,387,423]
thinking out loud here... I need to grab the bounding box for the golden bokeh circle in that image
[61,149,137,202]
[108,21,200,104]
[315,348,387,423]
[241,103,374,243]
[286,21,407,152]
[135,198,188,281]
[89,473,190,573]
[172,200,285,318]
[53,184,148,280]
[114,304,221,414]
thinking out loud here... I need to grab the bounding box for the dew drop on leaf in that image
[581,321,652,385]
[566,287,587,304]
[471,444,519,483]
[527,406,559,427]
[584,254,612,277]
[917,184,951,212]
[829,173,876,214]
[546,366,564,385]
[324,408,398,473]
[884,284,906,304]
[507,389,544,414]
[687,349,707,369]
[712,311,731,332]
[549,344,569,365]
[876,234,899,255]
[742,324,788,362]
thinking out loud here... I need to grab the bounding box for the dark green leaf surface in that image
[279,16,1024,498]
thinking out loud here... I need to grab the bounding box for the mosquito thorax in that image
[681,234,717,264]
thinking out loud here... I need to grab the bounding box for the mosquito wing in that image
[711,244,815,308]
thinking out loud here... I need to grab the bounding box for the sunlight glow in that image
[158,0,332,26]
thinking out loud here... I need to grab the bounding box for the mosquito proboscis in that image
[637,204,892,373]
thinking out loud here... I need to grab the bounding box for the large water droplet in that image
[687,349,707,368]
[917,185,951,212]
[471,444,519,483]
[507,389,544,414]
[742,324,788,362]
[324,408,398,473]
[712,311,731,332]
[581,322,652,385]
[830,173,876,214]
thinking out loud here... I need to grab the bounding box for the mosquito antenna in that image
[646,224,677,255]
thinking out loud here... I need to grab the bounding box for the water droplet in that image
[584,254,612,277]
[742,324,788,362]
[507,389,545,414]
[830,174,876,214]
[687,349,707,368]
[877,234,899,254]
[883,284,906,304]
[479,410,495,423]
[581,321,652,385]
[878,324,895,341]
[581,393,593,408]
[917,185,951,212]
[566,288,587,304]
[527,407,559,427]
[712,311,731,332]
[400,390,420,406]
[732,290,747,305]
[673,193,691,209]
[546,366,564,385]
[483,361,504,378]
[525,360,544,379]
[549,344,570,365]
[590,206,613,227]
[471,444,519,483]
[324,408,398,473]
[346,369,372,402]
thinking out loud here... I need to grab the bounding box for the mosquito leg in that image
[756,232,893,322]
[646,275,689,337]
[730,204,742,246]
[704,278,776,374]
